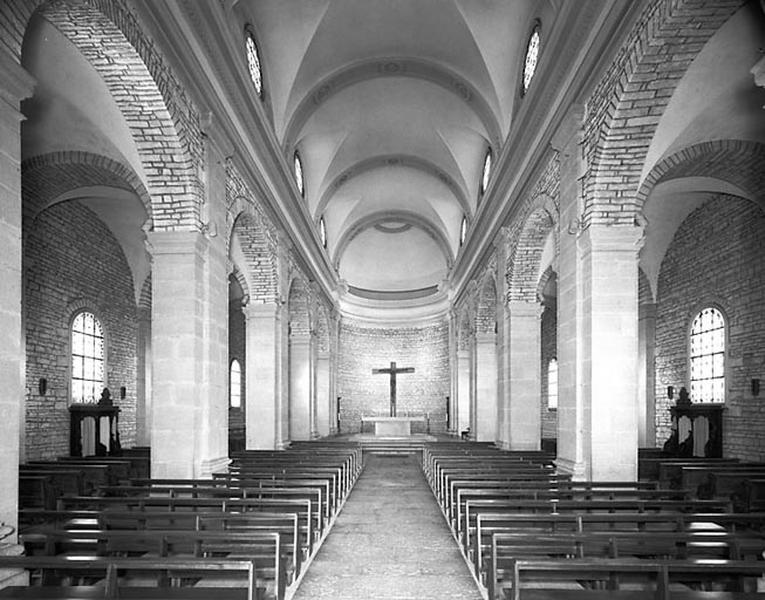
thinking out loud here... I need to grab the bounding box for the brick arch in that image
[582,0,744,225]
[636,140,765,209]
[535,265,557,304]
[14,0,203,230]
[475,273,498,335]
[22,151,151,230]
[229,264,250,306]
[230,210,279,305]
[506,205,555,303]
[287,276,311,337]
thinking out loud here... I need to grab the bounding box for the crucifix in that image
[372,361,415,417]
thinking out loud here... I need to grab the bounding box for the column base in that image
[554,456,589,481]
[198,456,231,477]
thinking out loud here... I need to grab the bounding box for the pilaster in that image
[0,53,34,559]
[243,302,283,449]
[503,301,544,451]
[475,332,498,442]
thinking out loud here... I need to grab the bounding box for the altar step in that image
[352,434,437,456]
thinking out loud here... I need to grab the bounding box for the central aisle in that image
[291,453,482,600]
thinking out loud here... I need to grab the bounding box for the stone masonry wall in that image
[337,320,450,435]
[25,201,137,459]
[654,196,765,460]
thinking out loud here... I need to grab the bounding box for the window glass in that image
[71,312,104,403]
[689,307,725,402]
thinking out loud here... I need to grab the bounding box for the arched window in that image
[480,147,492,198]
[230,359,242,409]
[521,22,541,96]
[690,307,725,402]
[547,358,558,410]
[244,25,264,99]
[71,311,104,404]
[459,215,468,246]
[294,150,305,197]
[319,215,327,249]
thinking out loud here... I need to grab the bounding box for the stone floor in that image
[291,453,482,600]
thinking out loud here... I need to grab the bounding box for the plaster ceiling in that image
[237,0,554,300]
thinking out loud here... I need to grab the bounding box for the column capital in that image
[578,224,644,255]
[242,301,281,320]
[0,52,35,110]
[506,300,544,318]
[146,230,208,257]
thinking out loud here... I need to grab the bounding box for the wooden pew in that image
[19,528,287,600]
[0,555,264,600]
[18,475,57,510]
[497,557,765,600]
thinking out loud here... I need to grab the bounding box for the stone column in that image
[289,333,312,440]
[148,231,228,478]
[475,332,498,442]
[503,301,543,451]
[638,302,657,447]
[457,348,471,436]
[315,350,330,437]
[0,52,34,570]
[243,302,282,449]
[578,225,643,480]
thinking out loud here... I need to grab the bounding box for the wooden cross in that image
[372,361,415,417]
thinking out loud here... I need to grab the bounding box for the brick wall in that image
[25,200,137,459]
[654,196,765,459]
[337,320,450,434]
[540,298,557,438]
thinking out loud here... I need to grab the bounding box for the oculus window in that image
[71,311,104,404]
[459,215,467,246]
[481,147,492,197]
[522,22,541,96]
[294,150,305,197]
[689,307,725,402]
[245,26,263,99]
[319,216,327,248]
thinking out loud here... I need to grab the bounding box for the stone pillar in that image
[243,302,282,449]
[475,332,498,442]
[315,351,330,437]
[289,333,313,440]
[503,301,543,451]
[553,105,587,479]
[135,308,151,446]
[148,231,228,478]
[638,302,657,447]
[457,348,471,435]
[0,52,34,569]
[578,225,643,480]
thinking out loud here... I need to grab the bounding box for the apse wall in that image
[337,320,449,434]
[654,195,765,460]
[24,201,137,459]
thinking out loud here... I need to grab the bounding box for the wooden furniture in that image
[669,403,724,458]
[68,403,120,457]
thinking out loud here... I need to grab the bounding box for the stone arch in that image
[315,304,331,355]
[15,0,203,229]
[22,151,151,230]
[229,210,279,305]
[536,265,557,304]
[638,267,654,306]
[138,275,152,316]
[457,305,475,352]
[229,264,250,307]
[507,205,556,303]
[636,140,765,210]
[582,0,744,225]
[287,276,311,337]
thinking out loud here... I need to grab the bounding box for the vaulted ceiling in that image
[234,0,556,300]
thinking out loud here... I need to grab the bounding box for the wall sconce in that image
[120,386,127,399]
[38,377,47,396]
[752,379,760,397]
[667,385,674,400]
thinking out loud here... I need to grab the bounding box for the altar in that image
[361,415,426,437]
